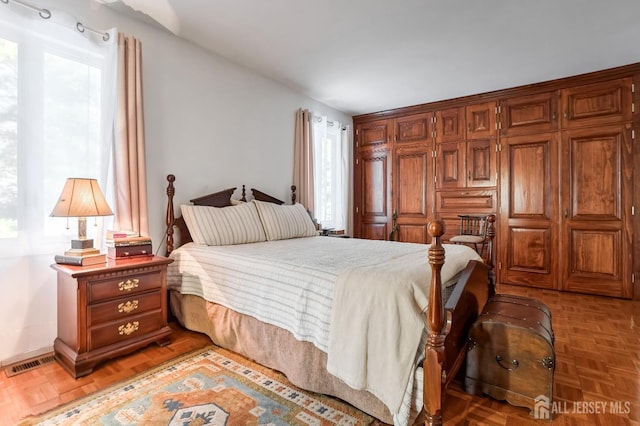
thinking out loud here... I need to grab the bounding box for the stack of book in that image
[106,230,153,259]
[55,247,107,266]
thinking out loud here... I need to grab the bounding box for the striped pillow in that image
[181,202,267,246]
[252,200,317,241]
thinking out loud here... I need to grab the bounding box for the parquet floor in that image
[0,322,212,426]
[1,284,639,426]
[442,284,640,425]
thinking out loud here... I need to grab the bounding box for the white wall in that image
[0,0,351,362]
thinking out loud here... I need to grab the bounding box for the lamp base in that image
[71,239,94,250]
[65,239,99,257]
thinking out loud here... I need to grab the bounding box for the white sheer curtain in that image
[0,3,117,257]
[0,1,117,361]
[311,115,350,232]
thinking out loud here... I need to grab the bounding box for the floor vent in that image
[4,353,56,378]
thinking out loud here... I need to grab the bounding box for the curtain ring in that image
[76,22,85,33]
[0,0,9,4]
[39,8,51,19]
[102,32,110,42]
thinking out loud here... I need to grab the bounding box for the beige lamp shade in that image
[50,178,113,218]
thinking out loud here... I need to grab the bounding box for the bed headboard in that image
[165,174,297,255]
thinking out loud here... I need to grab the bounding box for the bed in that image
[163,174,496,426]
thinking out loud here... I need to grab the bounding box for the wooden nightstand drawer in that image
[88,291,162,326]
[88,271,162,302]
[88,309,164,351]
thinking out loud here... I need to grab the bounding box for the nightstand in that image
[51,255,173,378]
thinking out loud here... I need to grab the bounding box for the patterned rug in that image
[18,346,375,425]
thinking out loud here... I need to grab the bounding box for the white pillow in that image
[181,202,266,246]
[252,200,317,241]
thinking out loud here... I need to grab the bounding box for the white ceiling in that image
[105,0,640,116]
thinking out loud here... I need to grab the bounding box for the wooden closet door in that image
[499,132,559,289]
[393,145,430,243]
[560,125,633,298]
[354,147,391,240]
[393,113,432,243]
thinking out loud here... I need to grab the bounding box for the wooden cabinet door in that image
[500,91,559,136]
[499,132,559,289]
[436,139,497,189]
[393,145,431,243]
[435,141,465,189]
[466,101,496,139]
[466,139,497,187]
[560,125,633,298]
[435,107,464,143]
[561,77,633,129]
[357,119,390,148]
[354,147,391,240]
[395,113,431,144]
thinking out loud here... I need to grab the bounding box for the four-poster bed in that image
[163,174,495,425]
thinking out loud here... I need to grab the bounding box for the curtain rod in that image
[1,0,111,41]
[313,115,348,130]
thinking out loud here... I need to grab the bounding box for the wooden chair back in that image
[459,215,488,237]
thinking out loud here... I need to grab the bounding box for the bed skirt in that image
[170,290,397,424]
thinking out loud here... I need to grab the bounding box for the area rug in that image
[18,345,375,425]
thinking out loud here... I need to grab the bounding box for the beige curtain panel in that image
[114,34,149,236]
[293,108,314,212]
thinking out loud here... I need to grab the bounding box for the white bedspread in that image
[167,236,481,424]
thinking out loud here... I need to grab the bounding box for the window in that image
[0,9,115,256]
[312,115,349,231]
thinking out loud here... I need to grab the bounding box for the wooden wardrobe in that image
[353,63,639,299]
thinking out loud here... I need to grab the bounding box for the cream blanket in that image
[327,244,480,416]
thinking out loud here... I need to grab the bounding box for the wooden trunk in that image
[465,294,555,417]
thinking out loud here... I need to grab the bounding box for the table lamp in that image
[50,177,113,255]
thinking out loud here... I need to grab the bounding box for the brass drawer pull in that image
[118,278,139,292]
[117,300,139,314]
[118,321,139,336]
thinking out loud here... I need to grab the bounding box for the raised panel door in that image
[435,107,464,143]
[466,139,497,187]
[436,141,465,189]
[395,113,431,144]
[466,101,496,139]
[357,119,390,148]
[394,145,430,243]
[560,125,632,298]
[500,91,559,136]
[561,77,633,129]
[499,132,559,289]
[354,147,391,240]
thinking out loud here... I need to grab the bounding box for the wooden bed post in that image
[424,219,446,426]
[241,185,247,202]
[166,174,176,255]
